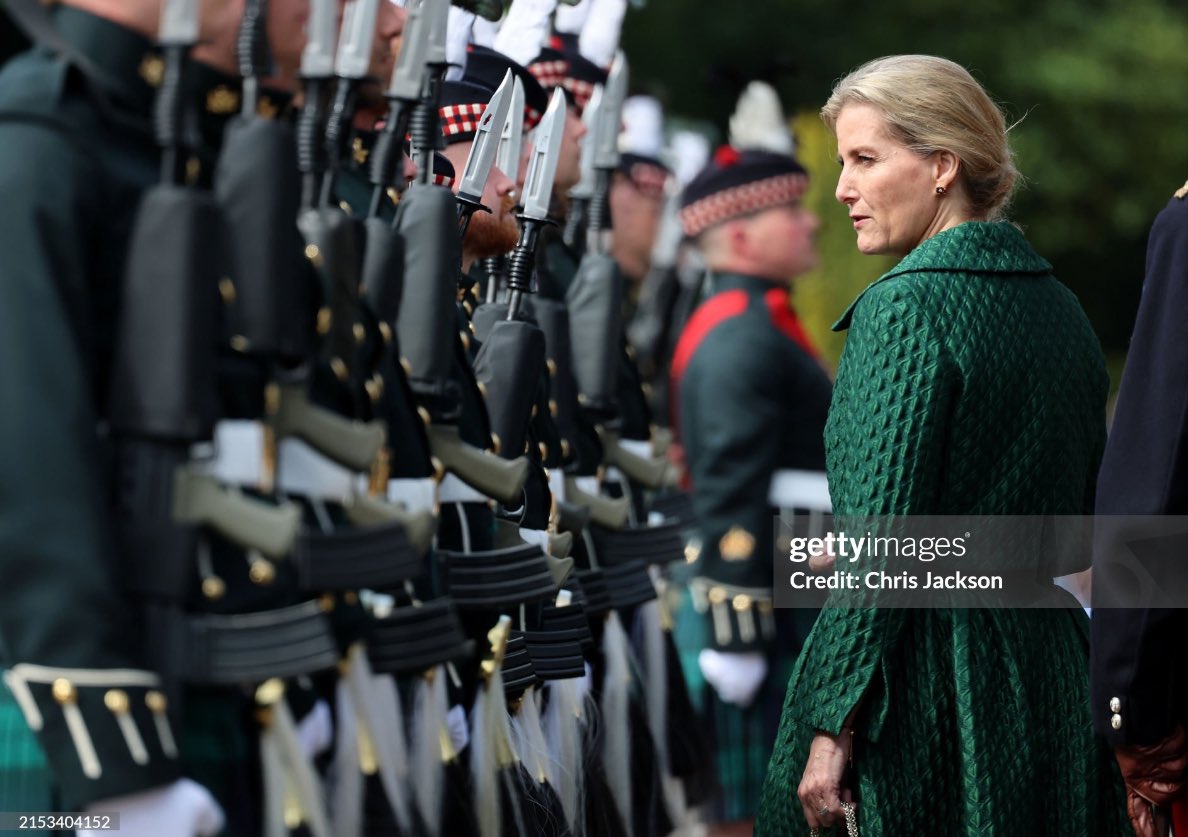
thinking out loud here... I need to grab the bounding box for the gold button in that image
[330,357,349,382]
[229,335,251,353]
[549,399,558,417]
[316,306,332,335]
[708,586,728,605]
[732,594,753,612]
[249,558,276,585]
[402,357,414,378]
[1110,714,1122,730]
[51,678,77,705]
[344,591,359,606]
[145,690,167,713]
[353,323,366,344]
[201,576,226,600]
[538,442,549,460]
[459,331,471,352]
[305,243,323,267]
[378,322,393,343]
[104,689,129,714]
[1109,697,1121,714]
[417,406,432,427]
[218,276,237,304]
[546,359,557,377]
[319,593,336,613]
[365,376,383,401]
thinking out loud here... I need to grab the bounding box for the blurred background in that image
[618,0,1188,386]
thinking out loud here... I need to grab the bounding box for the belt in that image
[440,543,559,607]
[293,520,424,592]
[522,629,586,680]
[589,521,686,566]
[437,473,490,504]
[502,631,539,699]
[183,600,340,685]
[540,599,594,651]
[572,569,612,616]
[601,560,657,609]
[365,598,475,675]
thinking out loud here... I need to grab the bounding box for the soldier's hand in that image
[1115,725,1188,837]
[81,778,225,837]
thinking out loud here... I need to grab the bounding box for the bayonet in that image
[568,85,603,201]
[368,0,429,216]
[520,88,566,223]
[455,70,515,236]
[483,76,527,301]
[506,87,566,318]
[235,0,270,115]
[297,0,339,208]
[157,0,199,45]
[586,51,628,253]
[300,0,338,79]
[592,51,628,171]
[334,0,381,81]
[562,83,603,253]
[320,0,381,206]
[495,76,525,185]
[411,0,451,182]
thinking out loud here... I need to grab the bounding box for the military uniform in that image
[1092,186,1188,745]
[0,5,235,815]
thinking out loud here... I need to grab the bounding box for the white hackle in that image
[728,80,795,154]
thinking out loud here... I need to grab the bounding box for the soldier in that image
[0,0,312,833]
[1092,180,1188,837]
[670,146,831,834]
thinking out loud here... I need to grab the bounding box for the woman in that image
[755,56,1129,835]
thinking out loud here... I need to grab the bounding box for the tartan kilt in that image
[671,591,815,823]
[0,677,54,834]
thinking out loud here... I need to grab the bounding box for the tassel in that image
[600,612,633,834]
[544,677,586,836]
[330,679,364,837]
[471,666,523,837]
[368,670,413,832]
[410,667,449,837]
[632,601,687,825]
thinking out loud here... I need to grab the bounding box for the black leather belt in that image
[294,521,424,592]
[573,569,612,616]
[523,629,586,680]
[440,543,559,607]
[502,631,540,699]
[365,598,474,675]
[183,600,340,684]
[540,600,594,651]
[602,560,657,609]
[590,521,685,567]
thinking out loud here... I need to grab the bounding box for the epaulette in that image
[1174,178,1188,200]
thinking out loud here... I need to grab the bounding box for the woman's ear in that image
[933,150,962,192]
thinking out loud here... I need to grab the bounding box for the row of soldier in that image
[0,0,755,835]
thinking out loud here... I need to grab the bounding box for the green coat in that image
[757,222,1129,835]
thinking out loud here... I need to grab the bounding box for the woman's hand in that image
[798,729,854,832]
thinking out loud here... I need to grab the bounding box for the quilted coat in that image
[756,222,1130,835]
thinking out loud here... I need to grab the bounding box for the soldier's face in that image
[443,142,519,257]
[609,167,666,281]
[743,202,820,279]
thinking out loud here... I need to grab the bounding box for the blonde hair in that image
[821,55,1019,219]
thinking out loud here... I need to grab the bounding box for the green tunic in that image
[756,222,1129,835]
